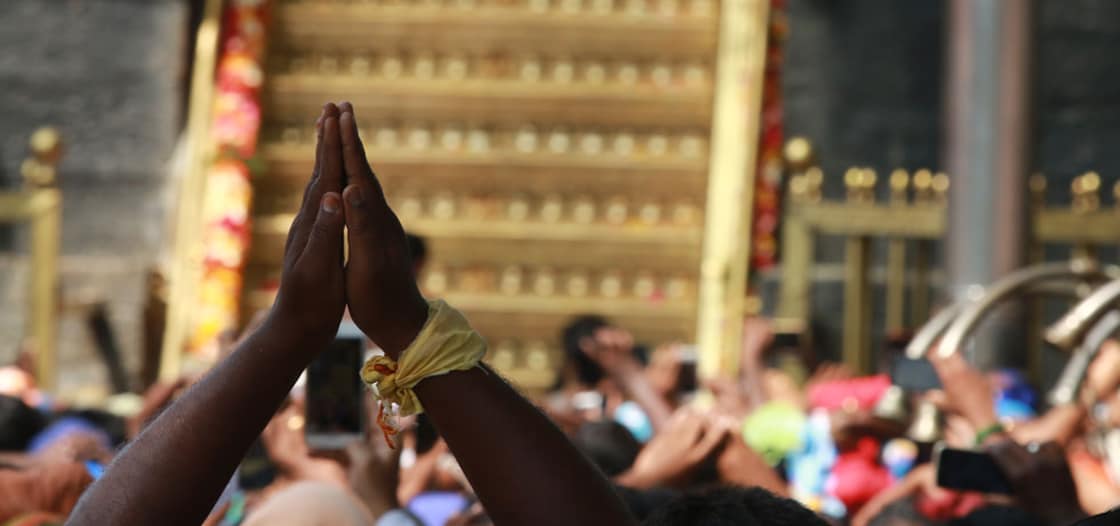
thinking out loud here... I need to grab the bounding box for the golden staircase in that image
[165,0,770,391]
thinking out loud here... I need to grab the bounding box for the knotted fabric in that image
[360,299,486,447]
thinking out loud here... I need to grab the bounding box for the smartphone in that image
[677,345,699,394]
[933,442,1012,494]
[891,355,942,392]
[305,321,367,450]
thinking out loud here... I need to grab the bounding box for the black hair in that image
[614,485,681,522]
[561,315,610,387]
[948,505,1043,526]
[406,233,428,265]
[642,486,828,526]
[0,394,47,450]
[573,420,641,477]
[868,498,942,526]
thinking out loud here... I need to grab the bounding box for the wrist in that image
[257,314,333,362]
[974,422,1007,446]
[369,298,430,360]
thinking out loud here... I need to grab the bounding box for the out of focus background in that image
[4,0,1120,401]
[11,1,1120,525]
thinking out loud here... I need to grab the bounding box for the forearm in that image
[615,366,673,432]
[415,365,637,526]
[69,325,319,526]
[396,448,442,504]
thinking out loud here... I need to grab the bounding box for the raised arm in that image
[68,104,349,526]
[336,102,637,526]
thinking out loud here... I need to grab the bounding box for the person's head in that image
[241,481,373,526]
[614,485,681,522]
[641,486,828,526]
[561,315,611,387]
[406,232,428,277]
[0,394,46,450]
[572,420,641,477]
[867,498,941,526]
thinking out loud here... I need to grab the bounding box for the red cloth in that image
[807,374,891,411]
[828,437,891,513]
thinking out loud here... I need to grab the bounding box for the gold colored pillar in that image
[695,0,770,378]
[884,169,909,333]
[842,168,875,374]
[0,128,63,390]
[160,0,224,381]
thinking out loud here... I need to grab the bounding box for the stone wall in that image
[0,0,185,396]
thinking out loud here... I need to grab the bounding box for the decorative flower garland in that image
[751,0,786,271]
[189,0,271,358]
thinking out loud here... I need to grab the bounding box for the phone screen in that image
[677,345,699,394]
[305,329,366,450]
[934,443,1013,494]
[891,356,942,392]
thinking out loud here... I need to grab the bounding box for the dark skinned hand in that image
[267,103,347,351]
[988,440,1086,525]
[335,102,429,358]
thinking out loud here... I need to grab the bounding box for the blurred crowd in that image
[4,101,1120,525]
[4,299,1120,525]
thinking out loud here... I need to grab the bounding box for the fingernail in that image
[323,193,340,213]
[346,186,364,206]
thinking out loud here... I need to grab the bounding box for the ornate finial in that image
[804,166,823,203]
[788,174,808,202]
[844,167,862,201]
[931,172,949,204]
[1073,171,1101,213]
[783,137,815,173]
[21,127,62,188]
[912,169,933,203]
[889,169,909,203]
[845,167,875,203]
[861,168,878,196]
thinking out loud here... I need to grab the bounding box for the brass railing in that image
[776,138,948,373]
[778,140,1120,377]
[0,128,63,390]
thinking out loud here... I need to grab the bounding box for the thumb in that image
[300,192,344,269]
[343,183,376,246]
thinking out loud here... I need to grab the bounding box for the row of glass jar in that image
[276,125,709,159]
[276,52,711,87]
[487,341,555,372]
[394,193,702,226]
[284,0,715,17]
[424,265,695,299]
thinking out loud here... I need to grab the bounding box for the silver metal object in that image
[934,261,1120,359]
[1048,311,1120,407]
[1046,279,1120,352]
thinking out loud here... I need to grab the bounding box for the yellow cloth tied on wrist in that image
[360,299,486,448]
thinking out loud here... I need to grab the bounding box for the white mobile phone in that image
[305,321,367,450]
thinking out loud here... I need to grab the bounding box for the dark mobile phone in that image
[934,443,1013,494]
[891,355,942,392]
